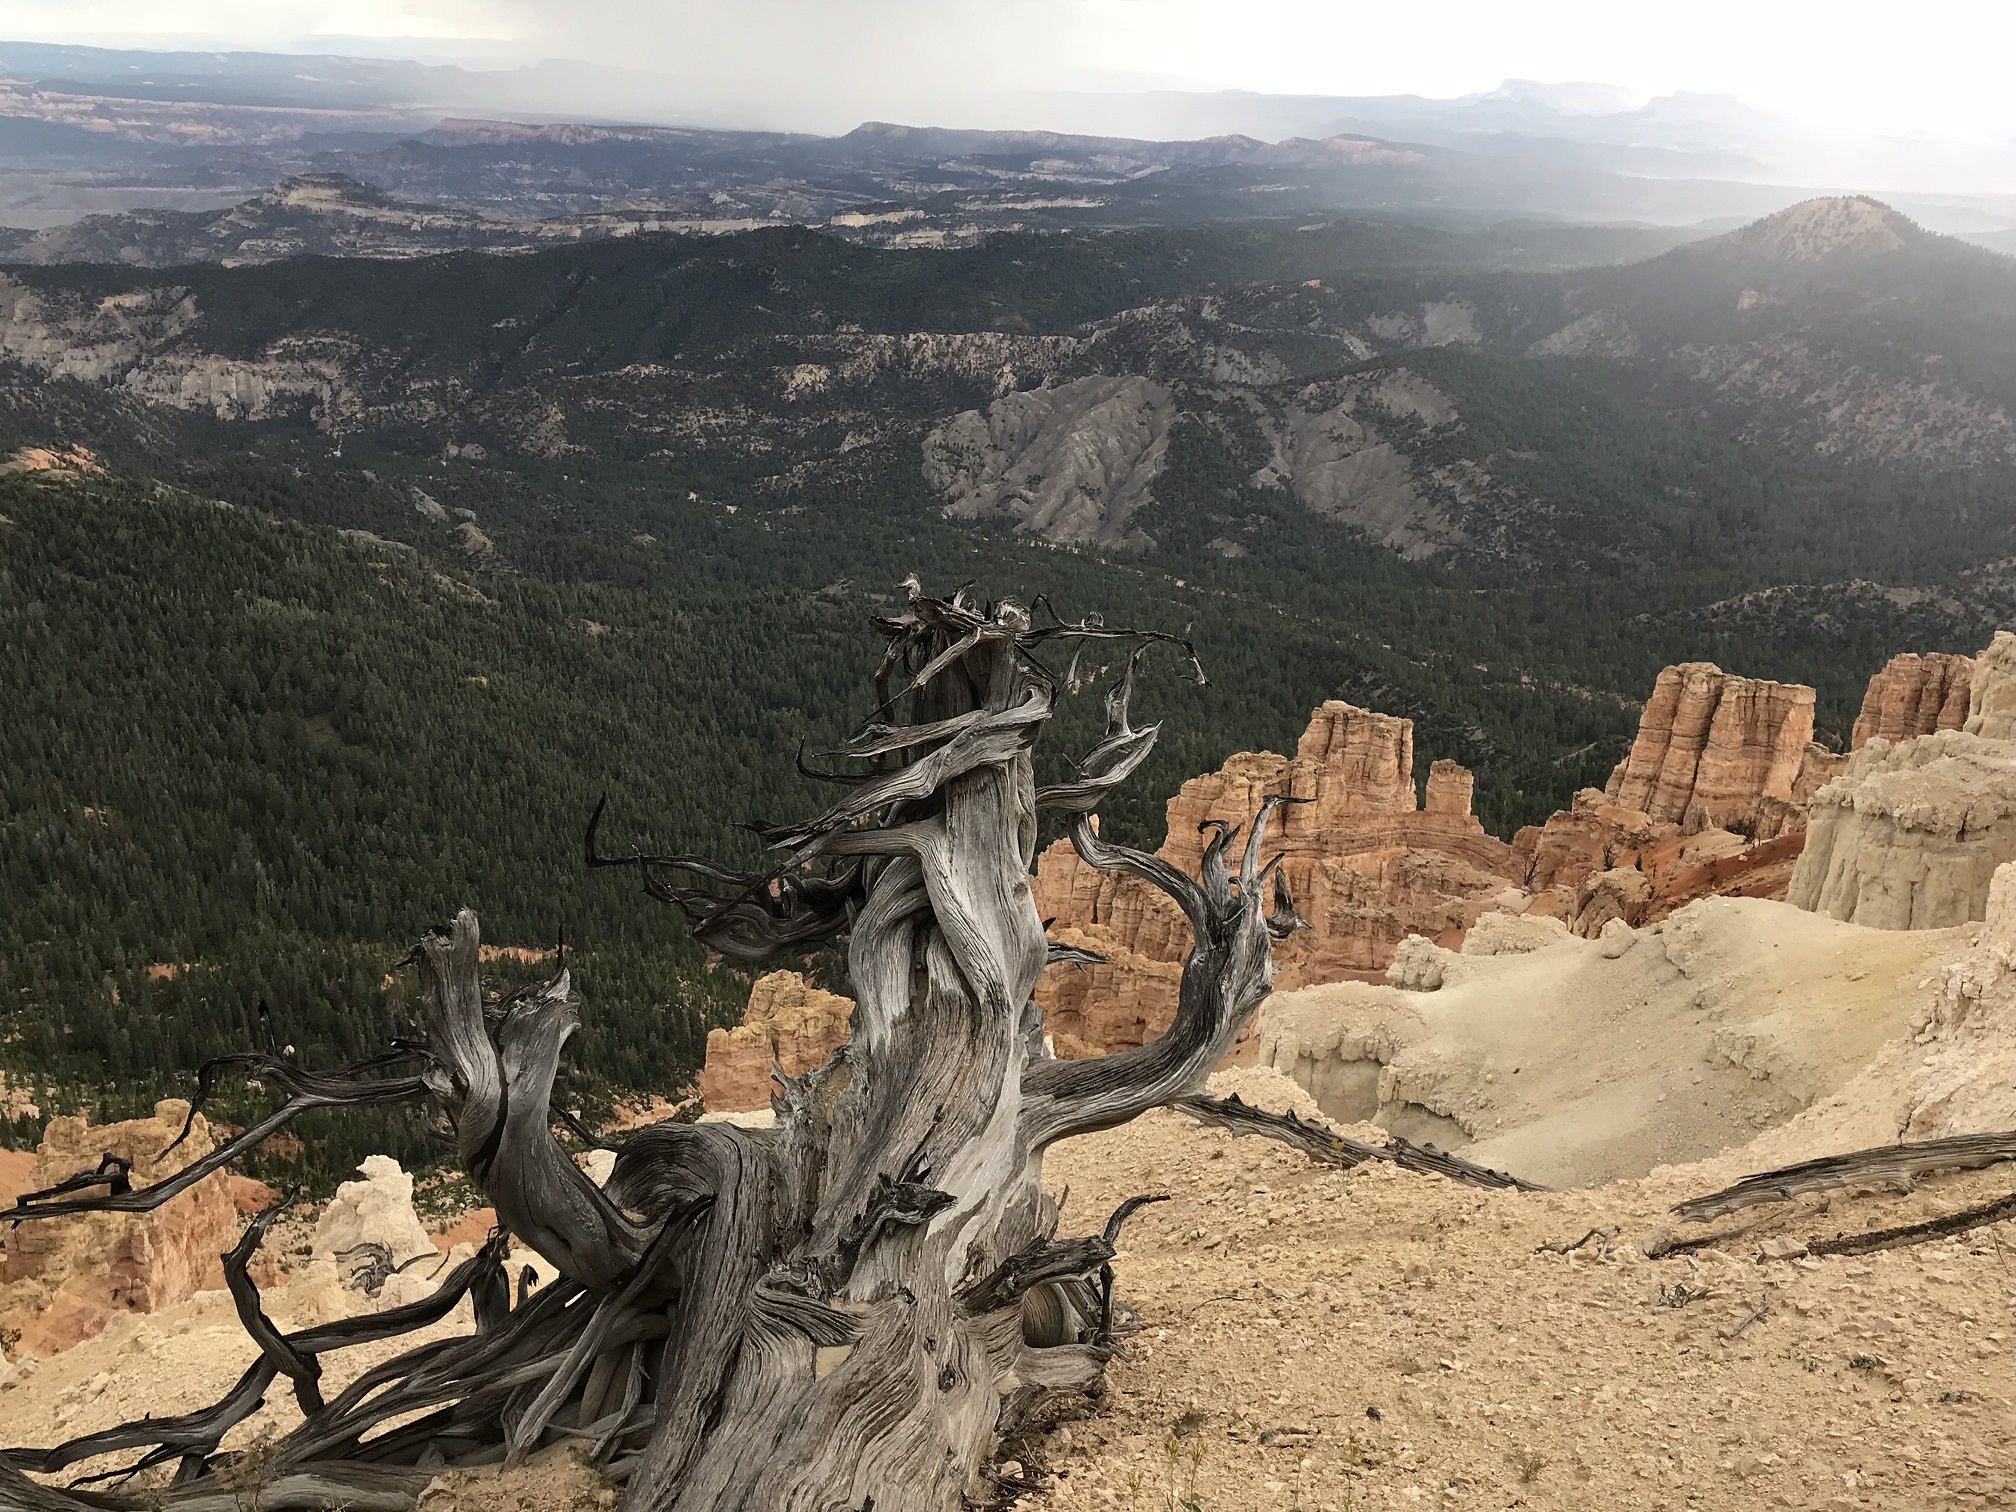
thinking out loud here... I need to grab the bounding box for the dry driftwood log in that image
[0,581,1303,1512]
[1174,1093,1545,1192]
[1805,1190,2016,1257]
[1673,1130,2016,1223]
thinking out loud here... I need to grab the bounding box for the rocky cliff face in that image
[1249,370,1466,558]
[1509,787,1805,937]
[1031,700,1520,1043]
[1851,651,1973,748]
[1790,633,2016,930]
[0,1100,241,1355]
[695,648,1996,1100]
[0,274,366,426]
[1789,729,2016,929]
[697,971,855,1112]
[1603,661,1835,836]
[922,375,1175,550]
[1962,631,2016,739]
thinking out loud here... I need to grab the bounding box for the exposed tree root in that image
[0,582,1301,1512]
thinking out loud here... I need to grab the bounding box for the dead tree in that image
[0,582,1300,1512]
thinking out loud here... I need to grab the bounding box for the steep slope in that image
[1523,196,2016,471]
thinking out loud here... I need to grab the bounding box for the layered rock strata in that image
[697,970,855,1112]
[1030,700,1520,1048]
[1791,633,2016,930]
[1603,662,1839,837]
[1851,652,1973,749]
[0,1100,241,1354]
[696,648,1993,1106]
[1511,787,1810,936]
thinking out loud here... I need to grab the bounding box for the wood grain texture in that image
[0,583,1288,1512]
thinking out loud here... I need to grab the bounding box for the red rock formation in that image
[697,971,855,1112]
[1423,758,1474,817]
[1515,773,1814,937]
[1605,663,1819,835]
[0,1100,241,1355]
[1512,790,1661,896]
[1851,652,1973,749]
[1571,867,1654,935]
[696,667,1885,1084]
[1033,700,1520,1034]
[1646,829,1807,917]
[1038,925,1185,1060]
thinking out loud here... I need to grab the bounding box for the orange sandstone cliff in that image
[696,650,1983,1111]
[0,1100,243,1355]
[1850,651,1973,749]
[696,970,854,1112]
[1030,701,1521,1050]
[1601,662,1841,839]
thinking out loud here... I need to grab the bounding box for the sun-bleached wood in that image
[0,582,1297,1512]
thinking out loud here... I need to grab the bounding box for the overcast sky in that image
[0,0,2009,138]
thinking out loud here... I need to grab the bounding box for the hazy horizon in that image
[0,0,2010,143]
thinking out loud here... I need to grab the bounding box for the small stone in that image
[1759,1237,1808,1260]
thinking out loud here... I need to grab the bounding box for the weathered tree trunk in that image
[0,583,1297,1512]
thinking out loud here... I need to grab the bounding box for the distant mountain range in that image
[0,40,2011,240]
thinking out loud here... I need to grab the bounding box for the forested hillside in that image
[2,200,2010,1184]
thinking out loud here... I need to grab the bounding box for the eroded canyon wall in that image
[695,645,2009,1110]
[0,1100,243,1355]
[1791,634,2016,930]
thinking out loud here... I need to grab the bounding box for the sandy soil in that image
[3,1065,2014,1511]
[1260,898,1967,1187]
[1025,1065,2016,1512]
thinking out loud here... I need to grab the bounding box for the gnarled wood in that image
[0,581,1287,1512]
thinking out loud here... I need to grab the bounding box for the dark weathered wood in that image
[1673,1130,2016,1223]
[1175,1092,1548,1192]
[0,582,1288,1512]
[1806,1190,2016,1257]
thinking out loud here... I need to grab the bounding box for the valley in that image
[3,193,2015,1169]
[6,19,2016,1511]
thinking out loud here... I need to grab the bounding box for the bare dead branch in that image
[1806,1190,2016,1257]
[1674,1129,2016,1223]
[1172,1093,1548,1192]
